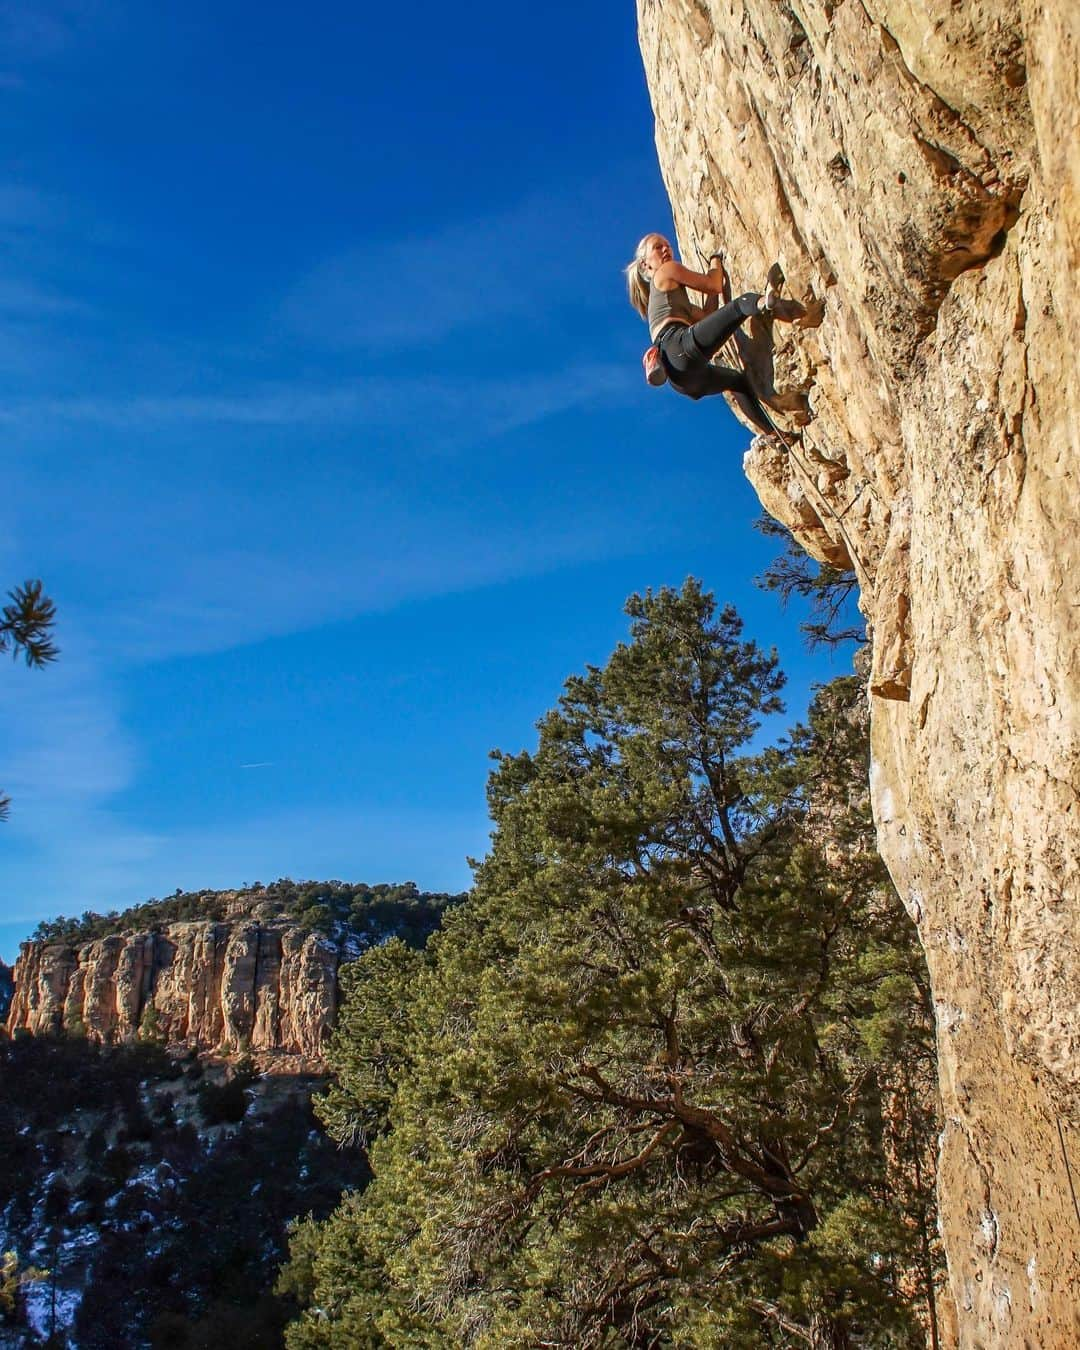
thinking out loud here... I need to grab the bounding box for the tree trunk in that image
[810,1312,851,1350]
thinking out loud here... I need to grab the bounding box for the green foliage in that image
[316,939,425,1150]
[284,582,940,1348]
[0,579,58,667]
[139,1001,165,1044]
[755,515,863,650]
[0,1034,367,1347]
[0,578,58,820]
[298,903,333,932]
[197,1063,255,1126]
[0,1250,48,1327]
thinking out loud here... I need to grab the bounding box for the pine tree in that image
[754,515,863,650]
[284,582,939,1348]
[138,1002,164,1044]
[1,578,58,820]
[315,939,426,1151]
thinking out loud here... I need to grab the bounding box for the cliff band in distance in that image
[638,1,1078,1345]
[6,920,338,1063]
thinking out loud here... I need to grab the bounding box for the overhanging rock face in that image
[637,1,1078,1343]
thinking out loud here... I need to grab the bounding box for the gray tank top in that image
[647,278,693,342]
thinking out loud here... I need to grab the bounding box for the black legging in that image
[658,293,773,434]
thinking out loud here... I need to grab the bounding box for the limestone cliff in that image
[638,1,1078,1344]
[6,919,338,1064]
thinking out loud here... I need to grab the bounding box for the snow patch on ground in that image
[24,1280,83,1341]
[60,1227,100,1253]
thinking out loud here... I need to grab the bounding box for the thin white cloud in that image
[4,670,132,803]
[281,164,642,349]
[1,790,483,946]
[0,637,164,932]
[0,179,114,374]
[95,496,656,666]
[0,582,491,948]
[0,364,629,436]
[0,276,89,317]
[0,366,653,677]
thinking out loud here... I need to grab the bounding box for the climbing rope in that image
[693,243,872,590]
[1057,1116,1080,1232]
[730,333,872,591]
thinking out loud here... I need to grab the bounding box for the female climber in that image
[625,233,805,434]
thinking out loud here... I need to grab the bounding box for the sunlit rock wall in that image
[638,1,1078,1343]
[6,921,338,1063]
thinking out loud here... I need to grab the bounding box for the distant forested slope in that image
[28,878,462,950]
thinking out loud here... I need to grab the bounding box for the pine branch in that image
[1,580,58,667]
[753,516,863,650]
[1,580,58,822]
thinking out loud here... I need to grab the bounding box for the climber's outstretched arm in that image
[653,258,728,297]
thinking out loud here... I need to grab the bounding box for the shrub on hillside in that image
[196,1070,253,1126]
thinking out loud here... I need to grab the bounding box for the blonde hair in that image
[625,234,655,319]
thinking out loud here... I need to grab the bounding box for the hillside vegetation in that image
[283,584,942,1348]
[28,879,461,950]
[3,586,942,1346]
[0,1036,366,1347]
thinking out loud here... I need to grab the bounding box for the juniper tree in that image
[285,582,939,1348]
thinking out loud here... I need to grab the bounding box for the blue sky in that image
[0,1,856,962]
